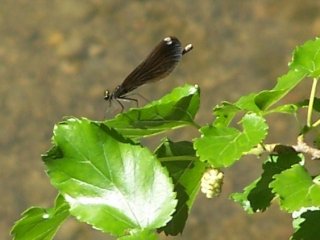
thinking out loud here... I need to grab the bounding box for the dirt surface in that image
[1,1,319,239]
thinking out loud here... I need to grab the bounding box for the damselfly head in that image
[104,85,122,101]
[104,89,112,101]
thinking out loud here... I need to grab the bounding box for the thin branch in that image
[307,78,318,127]
[293,135,320,159]
[246,137,320,160]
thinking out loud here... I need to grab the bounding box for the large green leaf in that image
[194,113,268,167]
[42,118,177,237]
[154,139,206,235]
[270,164,320,212]
[105,84,200,138]
[11,195,69,240]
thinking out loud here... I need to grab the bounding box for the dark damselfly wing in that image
[104,36,193,111]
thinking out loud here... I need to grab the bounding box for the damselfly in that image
[104,36,193,111]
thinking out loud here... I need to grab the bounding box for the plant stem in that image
[307,78,318,127]
[313,119,320,127]
[245,143,277,155]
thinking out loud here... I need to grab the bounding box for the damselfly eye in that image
[104,90,111,100]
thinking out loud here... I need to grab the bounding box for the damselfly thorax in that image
[104,36,193,112]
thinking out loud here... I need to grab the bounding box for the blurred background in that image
[1,1,320,239]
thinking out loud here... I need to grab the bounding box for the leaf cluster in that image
[11,38,320,239]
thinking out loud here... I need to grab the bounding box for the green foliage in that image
[289,38,320,77]
[155,139,206,235]
[117,229,158,240]
[105,85,200,138]
[231,146,303,213]
[271,164,320,212]
[11,195,69,240]
[11,38,320,239]
[43,118,178,236]
[292,209,320,240]
[194,113,268,167]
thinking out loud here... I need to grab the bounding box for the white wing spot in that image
[164,37,172,45]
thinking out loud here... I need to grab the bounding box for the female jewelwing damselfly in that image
[104,36,193,112]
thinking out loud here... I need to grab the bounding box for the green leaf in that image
[212,45,310,121]
[312,97,320,112]
[292,209,320,240]
[212,94,262,126]
[270,164,320,212]
[289,37,320,77]
[42,118,177,237]
[268,104,299,114]
[231,146,302,213]
[155,139,196,158]
[235,93,262,112]
[266,97,320,115]
[154,139,206,235]
[231,179,259,214]
[213,69,305,119]
[294,98,320,112]
[117,229,158,240]
[212,39,320,116]
[213,101,240,127]
[105,84,200,138]
[254,69,306,111]
[194,113,268,167]
[11,195,69,240]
